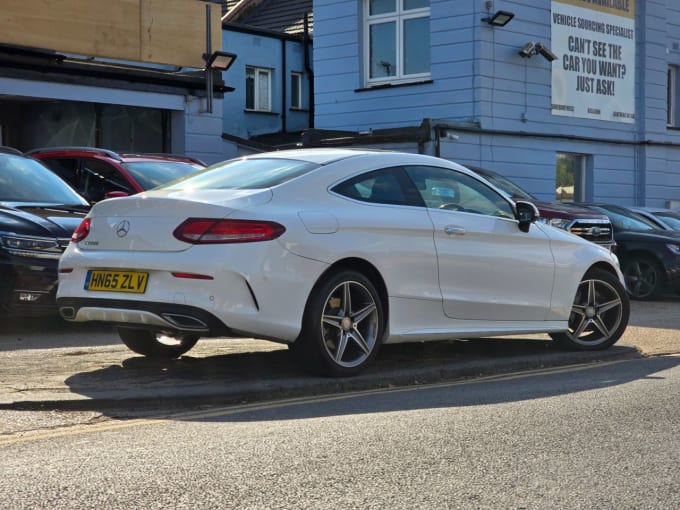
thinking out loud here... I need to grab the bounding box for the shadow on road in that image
[52,337,642,413]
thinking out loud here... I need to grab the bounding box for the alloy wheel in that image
[319,280,380,369]
[623,258,661,300]
[565,277,625,346]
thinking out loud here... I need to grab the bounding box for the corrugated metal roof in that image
[227,0,313,35]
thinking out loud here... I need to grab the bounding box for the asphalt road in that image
[1,356,679,509]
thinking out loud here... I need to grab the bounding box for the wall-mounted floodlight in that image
[204,50,237,71]
[203,50,237,114]
[518,41,558,62]
[482,10,515,27]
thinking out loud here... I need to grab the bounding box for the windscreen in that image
[478,171,535,200]
[160,158,320,190]
[653,212,680,230]
[122,161,204,190]
[0,154,88,204]
[597,206,659,232]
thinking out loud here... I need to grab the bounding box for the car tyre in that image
[292,270,384,377]
[550,268,629,350]
[621,255,664,300]
[118,328,199,359]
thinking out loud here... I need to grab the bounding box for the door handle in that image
[444,225,466,235]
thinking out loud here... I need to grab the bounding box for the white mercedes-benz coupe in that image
[57,149,630,376]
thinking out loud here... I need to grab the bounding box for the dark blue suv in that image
[0,147,89,314]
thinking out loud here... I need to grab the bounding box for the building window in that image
[668,65,679,127]
[556,153,587,203]
[246,67,272,112]
[364,0,430,86]
[291,72,303,109]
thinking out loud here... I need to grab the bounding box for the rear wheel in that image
[117,328,199,359]
[291,270,384,377]
[622,255,664,300]
[550,268,629,350]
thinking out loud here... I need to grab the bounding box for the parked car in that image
[630,206,680,232]
[584,203,680,300]
[0,147,89,314]
[466,165,615,250]
[28,147,205,203]
[57,149,629,376]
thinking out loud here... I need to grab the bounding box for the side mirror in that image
[515,201,540,232]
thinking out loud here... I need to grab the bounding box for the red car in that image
[29,147,205,203]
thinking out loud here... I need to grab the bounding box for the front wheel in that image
[550,268,629,350]
[291,270,384,377]
[118,328,199,359]
[622,255,664,300]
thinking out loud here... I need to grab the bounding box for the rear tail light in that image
[71,218,91,243]
[173,218,286,244]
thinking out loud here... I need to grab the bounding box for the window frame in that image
[668,65,679,127]
[363,0,431,87]
[245,66,273,112]
[556,152,587,203]
[291,72,303,110]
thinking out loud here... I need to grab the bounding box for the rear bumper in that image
[0,259,60,315]
[57,297,232,337]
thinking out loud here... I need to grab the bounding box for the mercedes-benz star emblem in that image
[116,220,130,238]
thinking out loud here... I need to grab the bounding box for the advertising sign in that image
[551,0,636,123]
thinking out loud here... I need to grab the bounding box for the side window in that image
[39,158,81,190]
[332,167,424,206]
[404,165,514,218]
[81,159,132,202]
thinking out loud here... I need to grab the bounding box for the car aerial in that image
[28,147,205,203]
[584,203,680,300]
[466,165,615,250]
[0,146,90,315]
[56,149,630,376]
[629,206,680,232]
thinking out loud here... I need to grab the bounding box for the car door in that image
[80,159,134,202]
[331,166,441,305]
[404,165,556,322]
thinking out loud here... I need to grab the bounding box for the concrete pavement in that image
[0,298,678,411]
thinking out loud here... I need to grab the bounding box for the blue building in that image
[221,0,314,155]
[309,0,680,208]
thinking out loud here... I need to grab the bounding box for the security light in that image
[482,10,515,27]
[204,50,237,71]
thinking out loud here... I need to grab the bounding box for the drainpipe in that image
[303,13,314,128]
[281,38,287,133]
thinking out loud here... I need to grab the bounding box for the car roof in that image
[243,147,394,165]
[631,206,680,215]
[0,145,23,156]
[26,147,205,166]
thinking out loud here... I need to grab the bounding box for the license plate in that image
[85,270,149,293]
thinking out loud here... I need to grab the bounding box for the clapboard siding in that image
[313,0,680,205]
